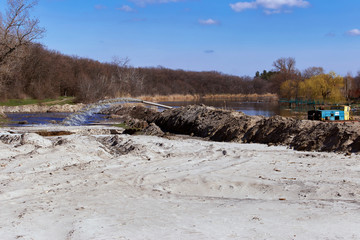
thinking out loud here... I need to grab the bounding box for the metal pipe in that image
[141,100,173,109]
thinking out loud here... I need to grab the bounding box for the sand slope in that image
[1,126,360,239]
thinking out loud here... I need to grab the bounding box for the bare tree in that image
[0,0,45,65]
[111,56,144,96]
[270,57,300,94]
[302,66,324,79]
[273,57,297,73]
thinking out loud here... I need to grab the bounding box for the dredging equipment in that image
[308,105,351,121]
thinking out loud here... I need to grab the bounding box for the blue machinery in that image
[308,106,351,121]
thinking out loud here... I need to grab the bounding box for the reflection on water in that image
[159,100,311,117]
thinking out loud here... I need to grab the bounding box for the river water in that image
[159,100,311,118]
[5,112,107,127]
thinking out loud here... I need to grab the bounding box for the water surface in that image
[159,100,310,117]
[6,112,107,127]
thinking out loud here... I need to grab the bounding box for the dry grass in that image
[202,93,278,102]
[138,93,278,102]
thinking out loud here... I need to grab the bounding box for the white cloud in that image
[230,0,310,13]
[129,0,183,7]
[118,5,135,12]
[256,0,309,9]
[199,19,220,25]
[347,29,360,36]
[229,2,257,12]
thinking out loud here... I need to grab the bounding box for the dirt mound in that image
[99,135,146,156]
[141,123,164,136]
[0,132,22,144]
[101,104,159,130]
[244,116,360,152]
[243,115,312,146]
[290,121,360,152]
[152,105,360,153]
[20,133,53,148]
[101,104,159,121]
[153,105,263,142]
[0,131,54,147]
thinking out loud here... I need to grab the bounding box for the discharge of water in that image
[62,98,173,126]
[62,98,143,126]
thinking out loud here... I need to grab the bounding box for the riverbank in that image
[0,103,84,113]
[0,125,359,239]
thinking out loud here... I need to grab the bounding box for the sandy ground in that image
[0,126,360,240]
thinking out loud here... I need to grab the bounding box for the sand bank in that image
[0,104,84,113]
[0,126,359,239]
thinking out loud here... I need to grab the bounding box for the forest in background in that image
[1,0,360,104]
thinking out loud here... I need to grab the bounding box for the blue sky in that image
[15,0,360,76]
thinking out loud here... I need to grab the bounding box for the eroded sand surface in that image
[1,126,360,239]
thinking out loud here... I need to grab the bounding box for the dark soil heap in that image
[153,105,262,142]
[103,104,360,153]
[152,105,360,153]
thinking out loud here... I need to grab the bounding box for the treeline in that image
[280,72,344,102]
[137,67,262,96]
[1,43,360,103]
[0,43,273,102]
[256,58,360,103]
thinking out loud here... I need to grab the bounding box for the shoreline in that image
[0,103,85,114]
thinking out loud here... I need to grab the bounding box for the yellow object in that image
[330,105,350,120]
[344,106,350,120]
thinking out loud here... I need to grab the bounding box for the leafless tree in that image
[269,57,300,94]
[273,57,297,73]
[302,66,324,79]
[111,56,144,96]
[0,0,45,65]
[0,0,44,97]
